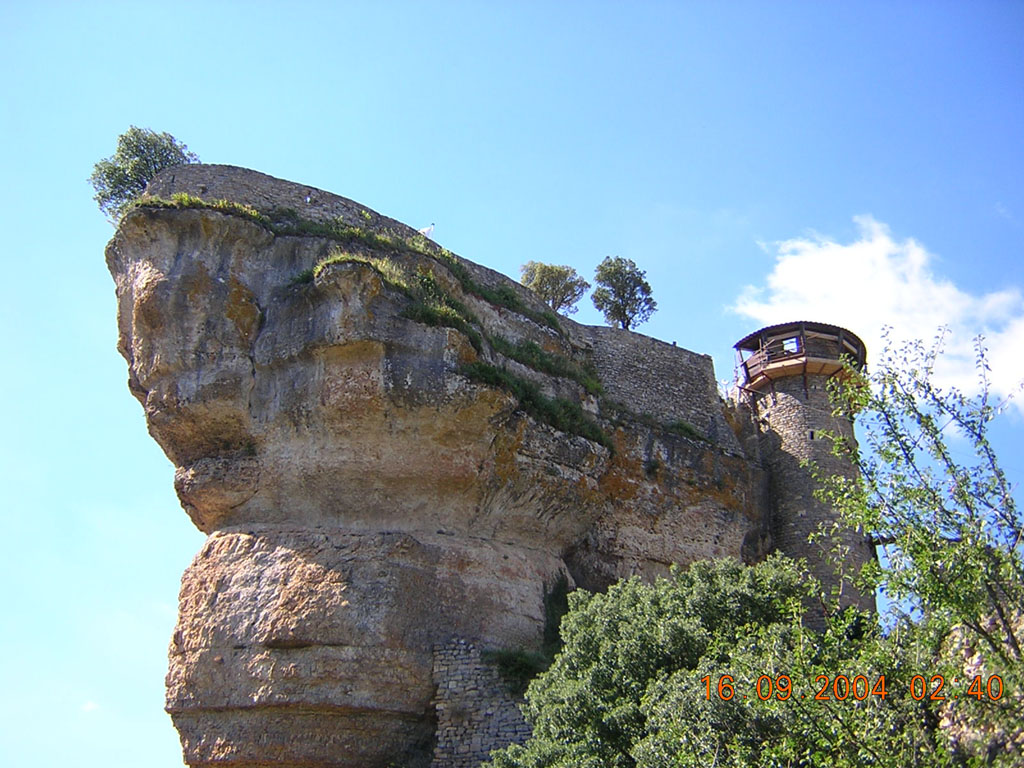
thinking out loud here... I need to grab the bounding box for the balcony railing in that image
[737,324,865,386]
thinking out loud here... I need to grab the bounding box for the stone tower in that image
[734,321,876,619]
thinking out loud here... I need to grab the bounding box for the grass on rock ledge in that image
[483,574,570,697]
[461,361,611,450]
[601,398,707,442]
[305,251,598,397]
[133,193,561,332]
[489,336,602,396]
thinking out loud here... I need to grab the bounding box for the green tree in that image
[486,557,946,768]
[819,329,1024,762]
[520,261,590,315]
[591,256,656,331]
[89,126,199,221]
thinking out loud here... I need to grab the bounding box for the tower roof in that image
[734,321,866,389]
[734,321,864,353]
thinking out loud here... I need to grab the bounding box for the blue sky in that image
[2,2,1022,765]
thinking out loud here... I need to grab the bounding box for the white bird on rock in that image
[417,223,435,239]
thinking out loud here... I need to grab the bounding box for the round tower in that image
[734,321,875,620]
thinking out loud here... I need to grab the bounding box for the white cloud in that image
[995,202,1014,223]
[732,216,1024,412]
[80,700,100,713]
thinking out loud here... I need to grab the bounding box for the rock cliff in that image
[107,165,772,767]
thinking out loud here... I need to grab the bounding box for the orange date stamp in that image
[701,674,1004,702]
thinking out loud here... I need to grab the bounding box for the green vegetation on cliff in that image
[461,361,611,450]
[307,251,599,390]
[488,336,601,396]
[601,398,707,443]
[133,193,561,331]
[485,574,572,697]
[485,556,948,768]
[592,256,657,331]
[520,261,590,315]
[90,127,199,220]
[297,249,611,447]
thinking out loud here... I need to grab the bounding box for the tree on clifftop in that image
[90,126,199,221]
[591,256,657,331]
[520,261,590,315]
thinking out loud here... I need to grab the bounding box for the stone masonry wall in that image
[751,375,875,617]
[431,640,531,768]
[578,325,742,455]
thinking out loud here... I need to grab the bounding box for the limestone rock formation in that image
[107,165,774,767]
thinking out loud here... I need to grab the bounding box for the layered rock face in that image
[107,165,770,767]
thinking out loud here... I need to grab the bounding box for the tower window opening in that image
[782,337,800,354]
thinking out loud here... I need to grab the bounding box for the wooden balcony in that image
[735,322,865,392]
